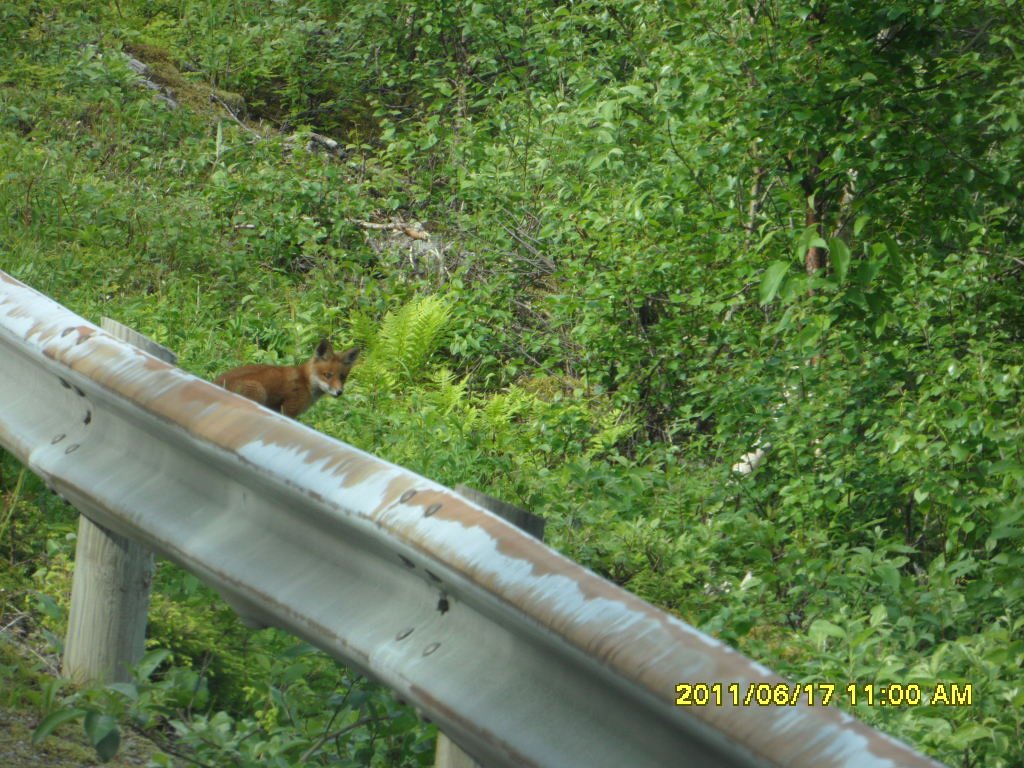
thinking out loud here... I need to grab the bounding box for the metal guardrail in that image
[0,269,943,768]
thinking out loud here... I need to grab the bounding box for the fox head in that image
[310,339,360,398]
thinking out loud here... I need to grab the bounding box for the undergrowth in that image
[1,1,1023,765]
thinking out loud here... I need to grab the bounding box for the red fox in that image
[215,339,359,419]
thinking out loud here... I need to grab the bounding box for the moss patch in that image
[123,41,249,122]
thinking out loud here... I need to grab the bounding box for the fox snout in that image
[314,376,342,397]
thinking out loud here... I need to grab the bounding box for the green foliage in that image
[31,645,434,766]
[335,299,639,494]
[2,0,1024,765]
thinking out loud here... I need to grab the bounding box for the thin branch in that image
[209,93,262,139]
[128,724,218,768]
[299,715,379,764]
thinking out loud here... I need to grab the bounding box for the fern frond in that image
[348,311,380,354]
[585,407,640,458]
[428,367,474,420]
[374,295,452,383]
[481,387,536,429]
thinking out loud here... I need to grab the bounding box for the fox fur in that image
[215,339,359,418]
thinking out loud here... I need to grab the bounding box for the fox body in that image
[215,339,359,419]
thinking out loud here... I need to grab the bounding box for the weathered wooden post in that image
[62,319,176,684]
[434,484,545,768]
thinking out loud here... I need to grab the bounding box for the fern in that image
[348,311,379,351]
[368,292,448,382]
[481,387,535,429]
[428,367,472,419]
[586,407,640,459]
[349,295,452,390]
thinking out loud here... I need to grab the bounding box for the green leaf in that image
[84,711,121,761]
[759,261,790,305]
[105,682,139,701]
[33,708,88,745]
[828,237,851,284]
[873,311,889,338]
[947,722,992,749]
[988,460,1024,479]
[793,320,823,349]
[780,274,808,303]
[135,648,171,681]
[854,258,885,287]
[876,564,900,592]
[95,726,121,761]
[808,619,846,644]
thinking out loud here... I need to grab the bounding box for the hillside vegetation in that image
[1,1,1023,765]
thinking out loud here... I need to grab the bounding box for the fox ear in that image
[341,347,360,365]
[315,338,334,358]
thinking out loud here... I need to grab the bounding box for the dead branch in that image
[350,219,431,241]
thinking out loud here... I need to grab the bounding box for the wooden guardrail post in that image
[434,484,545,768]
[62,319,176,684]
